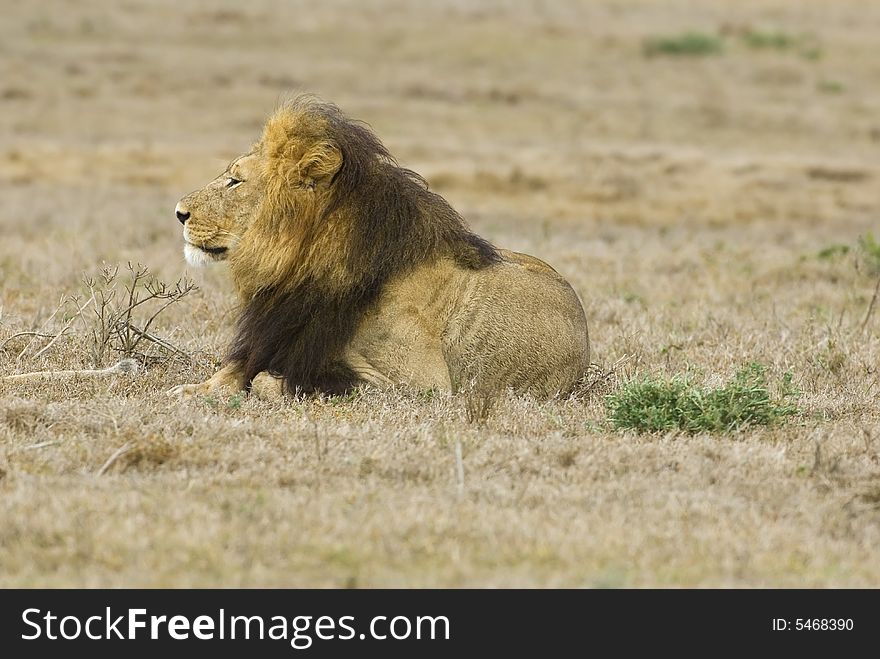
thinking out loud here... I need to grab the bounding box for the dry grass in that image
[1,0,880,587]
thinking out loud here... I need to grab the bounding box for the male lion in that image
[169,96,589,400]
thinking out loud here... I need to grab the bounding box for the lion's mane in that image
[227,97,499,394]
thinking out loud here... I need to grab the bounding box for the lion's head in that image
[174,97,345,271]
[175,95,498,392]
[175,151,263,266]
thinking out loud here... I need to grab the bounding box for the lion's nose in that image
[175,203,190,224]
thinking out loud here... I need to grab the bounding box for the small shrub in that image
[738,29,822,61]
[4,262,195,366]
[858,233,880,330]
[799,45,822,61]
[817,80,844,95]
[606,363,798,433]
[643,32,723,58]
[742,30,793,50]
[816,244,849,260]
[82,262,196,365]
[857,233,880,276]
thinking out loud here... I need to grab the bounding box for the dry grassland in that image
[1,0,880,587]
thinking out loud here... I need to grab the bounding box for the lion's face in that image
[175,152,264,267]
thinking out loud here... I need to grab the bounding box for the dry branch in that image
[2,358,139,383]
[0,332,57,351]
[32,294,95,360]
[96,442,134,476]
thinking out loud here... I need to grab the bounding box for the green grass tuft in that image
[858,232,880,275]
[742,30,793,50]
[816,243,849,260]
[817,80,844,95]
[643,32,723,58]
[799,45,822,61]
[606,363,799,433]
[738,29,823,61]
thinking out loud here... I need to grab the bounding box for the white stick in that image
[2,358,139,383]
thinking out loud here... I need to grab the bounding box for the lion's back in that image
[344,253,588,397]
[442,252,590,397]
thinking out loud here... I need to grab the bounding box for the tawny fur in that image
[169,95,589,400]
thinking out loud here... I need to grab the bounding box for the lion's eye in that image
[226,177,243,188]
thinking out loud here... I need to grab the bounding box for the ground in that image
[1,0,879,587]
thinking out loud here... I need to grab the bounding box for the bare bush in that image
[80,263,196,366]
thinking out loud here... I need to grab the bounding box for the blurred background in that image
[3,0,878,371]
[4,0,880,418]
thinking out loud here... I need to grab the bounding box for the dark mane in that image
[228,99,499,394]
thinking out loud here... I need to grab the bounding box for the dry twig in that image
[96,442,134,476]
[2,358,139,383]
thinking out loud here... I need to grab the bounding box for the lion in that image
[168,95,589,400]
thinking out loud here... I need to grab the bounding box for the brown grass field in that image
[2,0,880,587]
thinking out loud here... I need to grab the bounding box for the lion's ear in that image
[297,141,342,188]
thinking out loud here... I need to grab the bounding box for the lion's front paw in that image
[167,364,246,400]
[166,382,210,399]
[250,371,286,401]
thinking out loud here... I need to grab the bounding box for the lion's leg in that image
[166,362,246,399]
[345,352,396,389]
[249,371,286,401]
